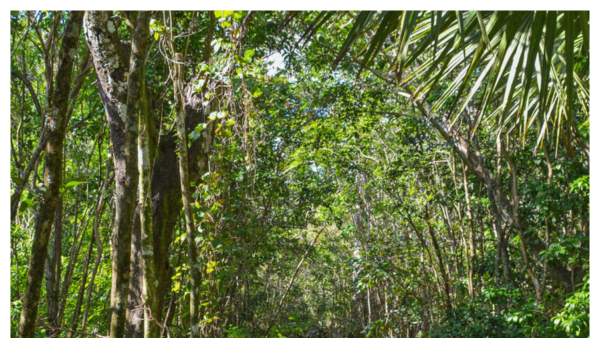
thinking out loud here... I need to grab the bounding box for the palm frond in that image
[334,10,589,150]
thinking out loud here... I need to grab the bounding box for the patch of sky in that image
[265,52,297,82]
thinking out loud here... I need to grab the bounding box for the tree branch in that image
[11,69,44,118]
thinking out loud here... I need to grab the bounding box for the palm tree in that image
[325,11,588,296]
[333,11,588,153]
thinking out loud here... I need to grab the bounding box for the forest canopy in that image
[10,10,589,338]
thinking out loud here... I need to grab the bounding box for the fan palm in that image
[332,11,588,151]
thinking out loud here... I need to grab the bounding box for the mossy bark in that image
[131,11,159,338]
[18,11,84,338]
[84,11,139,338]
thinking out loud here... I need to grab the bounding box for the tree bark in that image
[84,11,140,338]
[129,11,159,338]
[18,11,84,338]
[127,210,144,338]
[84,13,226,336]
[45,197,62,338]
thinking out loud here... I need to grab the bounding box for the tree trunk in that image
[173,52,201,338]
[83,13,226,337]
[501,140,543,302]
[130,11,159,338]
[18,11,84,338]
[84,11,140,338]
[45,197,62,338]
[127,209,144,338]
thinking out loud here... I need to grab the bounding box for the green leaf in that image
[206,260,217,273]
[395,11,419,70]
[358,11,400,77]
[65,181,87,188]
[476,11,490,48]
[190,130,201,141]
[244,49,255,58]
[563,11,575,135]
[335,11,376,65]
[518,11,545,139]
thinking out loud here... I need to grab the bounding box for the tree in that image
[18,11,85,338]
[84,12,143,338]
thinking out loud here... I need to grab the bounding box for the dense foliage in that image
[10,10,588,338]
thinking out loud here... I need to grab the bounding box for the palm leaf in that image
[332,10,589,150]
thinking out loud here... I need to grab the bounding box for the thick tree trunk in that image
[127,210,144,338]
[127,85,182,338]
[18,11,84,338]
[84,13,224,337]
[130,11,159,338]
[140,49,221,338]
[84,11,140,338]
[135,50,221,329]
[149,136,180,323]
